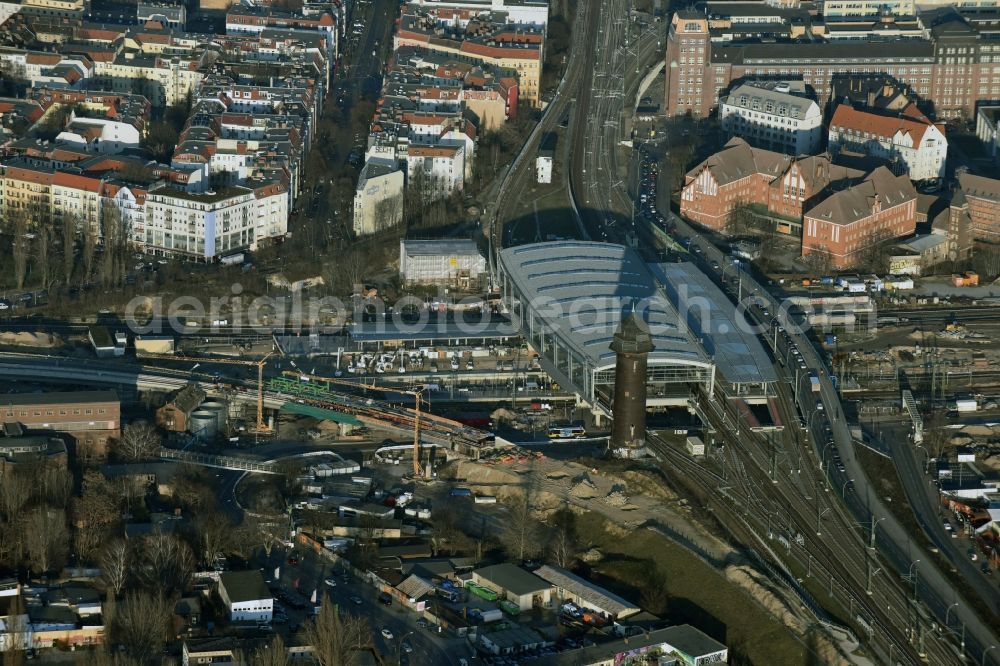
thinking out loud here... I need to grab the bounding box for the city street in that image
[267,544,476,665]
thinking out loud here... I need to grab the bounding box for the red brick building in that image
[664,7,1000,121]
[680,138,862,233]
[0,391,120,460]
[802,167,918,268]
[955,171,1000,243]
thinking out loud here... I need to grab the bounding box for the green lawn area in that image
[575,514,810,665]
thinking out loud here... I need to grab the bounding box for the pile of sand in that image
[0,331,63,348]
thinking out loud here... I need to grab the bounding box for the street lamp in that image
[841,478,854,498]
[396,631,415,666]
[983,644,998,666]
[946,602,959,626]
[869,516,887,550]
[908,560,921,602]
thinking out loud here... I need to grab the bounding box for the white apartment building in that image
[719,81,823,156]
[218,571,273,623]
[406,0,549,28]
[92,55,204,107]
[406,144,465,199]
[353,160,405,236]
[137,2,186,29]
[822,0,914,16]
[828,103,947,181]
[144,183,288,259]
[56,116,142,154]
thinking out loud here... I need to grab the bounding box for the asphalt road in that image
[881,422,1000,613]
[278,544,474,665]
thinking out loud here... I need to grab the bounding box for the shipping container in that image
[956,399,978,413]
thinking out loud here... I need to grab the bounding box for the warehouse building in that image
[472,563,553,612]
[533,565,640,621]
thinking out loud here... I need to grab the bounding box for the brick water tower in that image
[609,310,654,457]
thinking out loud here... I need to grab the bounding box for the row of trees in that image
[0,202,132,291]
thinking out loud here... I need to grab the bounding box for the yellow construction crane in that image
[171,351,276,433]
[286,370,427,477]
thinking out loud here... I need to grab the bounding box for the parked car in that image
[381,628,393,640]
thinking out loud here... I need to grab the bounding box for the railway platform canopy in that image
[650,261,778,399]
[496,241,715,413]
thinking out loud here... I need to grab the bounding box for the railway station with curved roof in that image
[496,241,716,413]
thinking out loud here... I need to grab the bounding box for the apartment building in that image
[977,105,1000,163]
[0,159,104,232]
[406,143,465,198]
[954,170,1000,243]
[353,161,405,236]
[91,53,205,107]
[822,0,915,17]
[395,7,544,106]
[144,183,288,260]
[137,2,186,29]
[665,6,1000,120]
[802,167,918,268]
[719,81,823,155]
[406,0,550,28]
[828,104,947,181]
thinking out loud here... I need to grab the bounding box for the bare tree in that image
[3,593,28,666]
[73,471,121,562]
[373,194,404,233]
[24,506,68,574]
[245,516,282,557]
[501,491,542,562]
[0,471,30,519]
[34,206,53,290]
[548,507,577,568]
[923,410,949,460]
[194,512,235,566]
[10,210,31,290]
[303,596,370,666]
[114,421,161,462]
[724,200,757,238]
[101,539,131,599]
[81,220,97,287]
[251,635,289,666]
[62,213,77,285]
[138,532,194,593]
[22,461,72,508]
[638,568,669,615]
[100,202,128,286]
[109,592,170,663]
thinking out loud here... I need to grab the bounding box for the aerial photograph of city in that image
[2,0,1000,662]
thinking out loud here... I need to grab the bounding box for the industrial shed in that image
[533,565,640,620]
[472,563,553,612]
